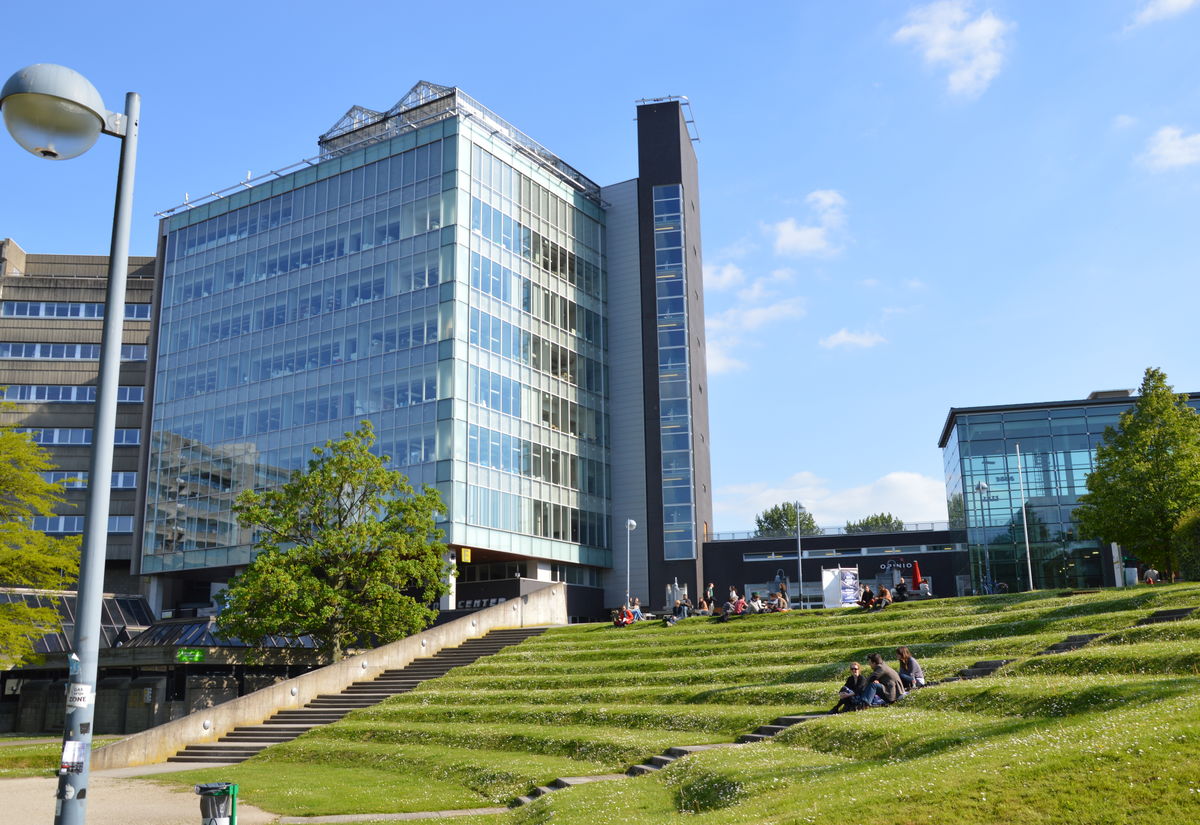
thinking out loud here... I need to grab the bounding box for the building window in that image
[0,343,147,361]
[2,301,150,320]
[2,386,144,403]
[15,428,141,445]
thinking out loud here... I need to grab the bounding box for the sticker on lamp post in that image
[60,740,86,774]
[66,683,94,709]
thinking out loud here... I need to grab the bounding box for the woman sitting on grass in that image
[857,585,876,609]
[830,662,867,713]
[695,597,711,616]
[896,645,925,690]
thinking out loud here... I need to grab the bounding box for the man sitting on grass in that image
[860,652,906,707]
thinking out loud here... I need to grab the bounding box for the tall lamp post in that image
[1015,443,1035,591]
[0,63,140,825]
[624,519,637,607]
[973,481,992,593]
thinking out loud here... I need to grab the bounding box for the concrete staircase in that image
[168,627,546,764]
[957,659,1014,680]
[1135,607,1196,626]
[1035,633,1106,655]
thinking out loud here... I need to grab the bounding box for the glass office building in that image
[939,390,1200,591]
[139,84,711,614]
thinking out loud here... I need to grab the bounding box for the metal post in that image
[974,481,991,593]
[624,519,636,607]
[794,500,803,609]
[1016,442,1034,591]
[55,91,139,825]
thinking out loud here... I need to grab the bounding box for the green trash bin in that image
[194,782,238,825]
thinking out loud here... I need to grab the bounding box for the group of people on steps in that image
[830,646,926,712]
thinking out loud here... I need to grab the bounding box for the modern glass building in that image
[939,389,1200,592]
[138,83,711,616]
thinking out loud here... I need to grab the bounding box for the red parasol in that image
[911,560,923,586]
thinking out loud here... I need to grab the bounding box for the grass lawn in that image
[0,738,117,778]
[150,583,1200,822]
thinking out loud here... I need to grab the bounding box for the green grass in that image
[151,582,1200,822]
[0,738,117,778]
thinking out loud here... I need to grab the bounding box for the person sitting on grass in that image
[673,599,689,620]
[733,594,748,615]
[830,662,867,713]
[896,645,926,690]
[860,652,906,707]
[894,577,909,602]
[857,584,875,609]
[872,587,893,610]
[630,597,644,621]
[747,592,766,613]
[612,604,634,627]
[695,597,711,616]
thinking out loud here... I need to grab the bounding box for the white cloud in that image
[705,339,748,375]
[1131,0,1198,27]
[767,190,848,257]
[708,298,807,333]
[1139,126,1200,171]
[704,262,746,291]
[818,329,887,349]
[904,278,927,290]
[893,1,1014,99]
[859,278,881,288]
[1112,114,1137,130]
[714,471,949,532]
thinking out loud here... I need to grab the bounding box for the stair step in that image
[738,733,770,743]
[754,725,789,736]
[648,755,676,768]
[168,754,250,763]
[626,764,659,776]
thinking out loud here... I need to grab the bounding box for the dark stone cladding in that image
[635,102,712,606]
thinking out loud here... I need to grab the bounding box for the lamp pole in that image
[1015,443,1035,591]
[974,481,991,593]
[624,519,637,607]
[1,64,139,825]
[794,500,804,609]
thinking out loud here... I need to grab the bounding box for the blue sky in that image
[2,1,1198,532]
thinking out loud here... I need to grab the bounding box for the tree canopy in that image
[216,421,450,662]
[1075,368,1200,579]
[754,502,822,537]
[844,512,906,534]
[0,425,80,668]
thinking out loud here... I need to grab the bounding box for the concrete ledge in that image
[91,583,567,769]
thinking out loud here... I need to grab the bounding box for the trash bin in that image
[194,782,238,825]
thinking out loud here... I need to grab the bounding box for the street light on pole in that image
[1015,443,1035,592]
[1,63,140,825]
[625,519,637,607]
[973,481,992,593]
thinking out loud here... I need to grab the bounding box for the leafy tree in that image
[844,512,906,534]
[947,493,965,528]
[1076,368,1200,580]
[1174,505,1200,581]
[754,502,821,537]
[0,425,80,668]
[217,421,449,662]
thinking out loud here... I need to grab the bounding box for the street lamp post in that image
[0,63,140,825]
[1015,443,1035,591]
[794,500,804,609]
[973,481,992,593]
[624,519,637,607]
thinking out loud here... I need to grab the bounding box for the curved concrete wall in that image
[92,583,567,769]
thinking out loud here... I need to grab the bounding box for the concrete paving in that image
[0,763,276,825]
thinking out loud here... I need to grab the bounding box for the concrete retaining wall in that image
[92,583,567,769]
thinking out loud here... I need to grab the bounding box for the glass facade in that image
[652,185,695,561]
[143,90,612,578]
[944,397,1200,591]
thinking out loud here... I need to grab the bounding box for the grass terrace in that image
[157,583,1200,823]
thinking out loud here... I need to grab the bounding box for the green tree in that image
[1075,368,1200,580]
[0,425,80,668]
[844,512,906,534]
[754,502,821,537]
[217,421,449,662]
[947,493,965,528]
[1174,505,1200,581]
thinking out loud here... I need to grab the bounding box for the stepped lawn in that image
[154,583,1200,823]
